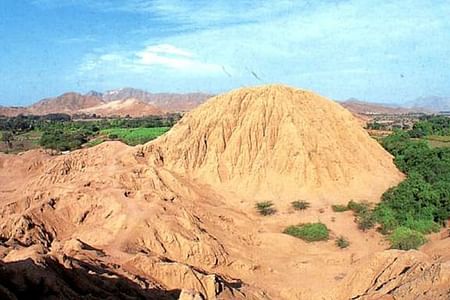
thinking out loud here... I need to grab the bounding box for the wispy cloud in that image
[79,44,224,75]
[57,36,96,44]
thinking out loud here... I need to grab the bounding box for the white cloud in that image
[79,44,224,75]
[139,44,193,58]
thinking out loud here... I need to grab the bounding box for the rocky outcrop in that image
[339,250,450,299]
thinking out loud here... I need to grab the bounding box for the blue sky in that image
[0,0,449,106]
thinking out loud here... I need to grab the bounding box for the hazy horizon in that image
[1,0,450,106]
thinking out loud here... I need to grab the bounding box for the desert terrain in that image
[0,85,449,299]
[0,89,212,118]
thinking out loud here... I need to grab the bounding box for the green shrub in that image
[389,227,427,250]
[283,223,329,242]
[373,205,398,234]
[291,200,310,210]
[356,211,376,231]
[332,204,349,212]
[335,236,350,248]
[40,129,88,151]
[404,219,440,234]
[347,200,370,214]
[255,201,276,216]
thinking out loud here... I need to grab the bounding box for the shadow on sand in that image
[0,256,180,300]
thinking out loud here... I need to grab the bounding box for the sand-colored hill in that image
[29,92,105,115]
[102,88,212,112]
[151,85,403,203]
[0,106,28,117]
[0,84,448,299]
[78,98,163,117]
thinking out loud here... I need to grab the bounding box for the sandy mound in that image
[1,84,447,299]
[150,84,403,203]
[79,98,163,117]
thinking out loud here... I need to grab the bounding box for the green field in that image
[411,135,450,148]
[0,130,42,153]
[100,127,170,146]
[424,135,450,148]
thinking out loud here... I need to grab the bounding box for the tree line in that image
[1,113,181,152]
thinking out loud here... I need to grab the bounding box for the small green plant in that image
[255,201,276,216]
[283,223,329,242]
[356,211,376,231]
[347,200,370,214]
[335,236,350,248]
[332,204,349,212]
[291,200,310,210]
[389,227,427,250]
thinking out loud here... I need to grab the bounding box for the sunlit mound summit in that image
[151,84,403,202]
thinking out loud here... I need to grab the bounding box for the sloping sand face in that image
[0,85,448,299]
[151,84,403,203]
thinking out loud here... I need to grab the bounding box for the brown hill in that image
[146,92,211,112]
[102,88,212,112]
[0,106,28,117]
[29,92,104,115]
[151,85,403,203]
[1,85,448,299]
[78,98,163,117]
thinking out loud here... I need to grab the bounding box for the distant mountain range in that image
[0,88,213,117]
[339,98,418,115]
[1,88,448,118]
[407,96,450,112]
[340,96,450,115]
[100,88,212,112]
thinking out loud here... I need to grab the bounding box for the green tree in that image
[1,131,13,149]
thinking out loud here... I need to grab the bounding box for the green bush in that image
[335,236,350,248]
[345,200,376,231]
[356,211,376,231]
[389,227,427,250]
[332,204,349,212]
[40,129,88,151]
[255,201,276,216]
[283,223,329,242]
[347,200,370,214]
[291,200,310,210]
[375,173,443,226]
[403,219,440,234]
[373,205,398,234]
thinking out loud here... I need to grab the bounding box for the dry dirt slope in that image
[0,84,448,300]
